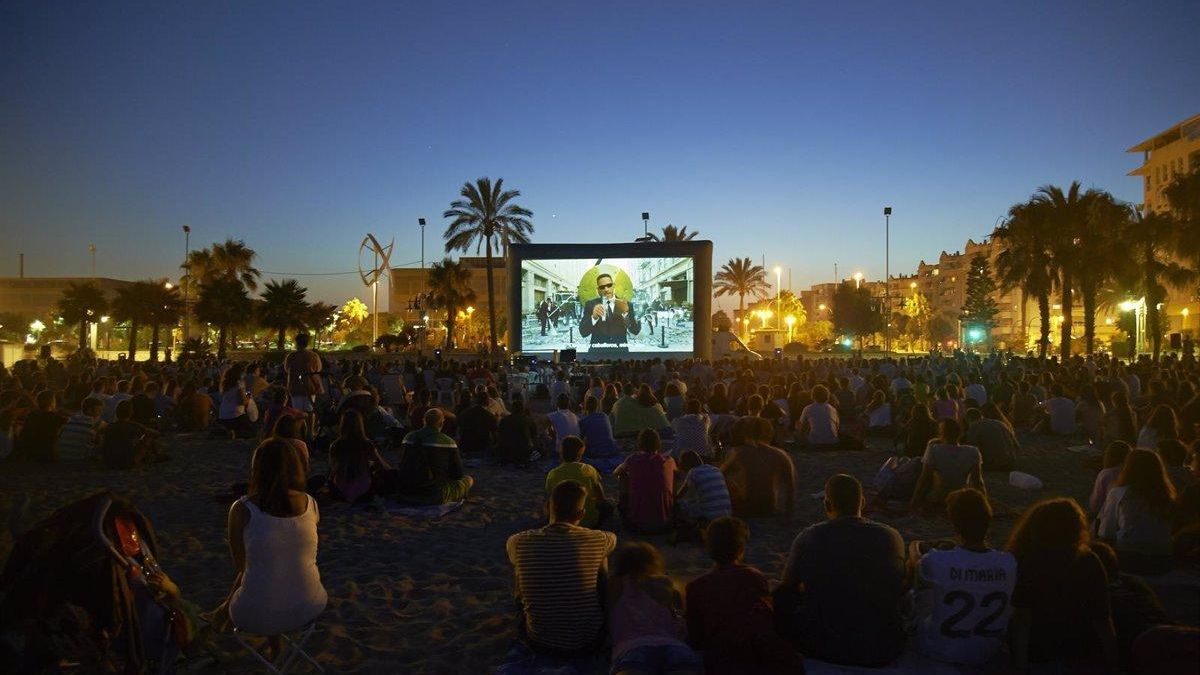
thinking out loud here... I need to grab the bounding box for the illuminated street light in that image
[853,271,863,289]
[818,303,826,312]
[164,282,173,290]
[784,314,796,343]
[30,319,45,332]
[100,315,110,323]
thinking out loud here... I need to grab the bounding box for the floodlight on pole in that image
[853,271,863,289]
[774,266,782,329]
[418,218,426,269]
[642,212,650,237]
[884,206,891,355]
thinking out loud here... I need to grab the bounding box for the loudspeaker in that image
[1169,333,1183,350]
[560,348,577,363]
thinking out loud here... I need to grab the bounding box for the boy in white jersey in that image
[912,487,1017,665]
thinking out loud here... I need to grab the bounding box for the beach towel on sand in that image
[384,501,464,518]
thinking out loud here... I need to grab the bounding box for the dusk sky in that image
[3,1,1198,310]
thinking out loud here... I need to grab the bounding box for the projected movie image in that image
[520,257,695,354]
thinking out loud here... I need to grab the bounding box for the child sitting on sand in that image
[607,542,703,675]
[614,429,676,534]
[545,435,611,529]
[685,517,801,674]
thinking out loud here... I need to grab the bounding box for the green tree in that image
[831,281,882,352]
[259,279,311,351]
[57,281,109,350]
[711,310,732,332]
[647,224,698,242]
[427,257,477,350]
[1122,206,1195,360]
[305,301,338,344]
[901,291,932,351]
[1077,192,1134,354]
[111,282,151,359]
[713,257,770,340]
[994,200,1055,357]
[143,281,183,362]
[1164,169,1200,294]
[959,253,999,349]
[1033,182,1101,358]
[194,277,252,359]
[443,177,534,352]
[0,312,31,342]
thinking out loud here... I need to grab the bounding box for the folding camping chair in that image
[232,621,324,674]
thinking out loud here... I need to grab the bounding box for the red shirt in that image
[685,564,798,674]
[621,453,675,528]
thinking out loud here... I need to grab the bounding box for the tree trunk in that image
[277,328,285,352]
[79,320,88,351]
[1038,293,1050,359]
[445,306,457,350]
[738,294,746,340]
[1019,289,1028,353]
[218,325,228,360]
[1082,286,1096,356]
[1059,270,1073,359]
[150,323,161,363]
[230,327,238,354]
[128,321,139,360]
[485,238,497,352]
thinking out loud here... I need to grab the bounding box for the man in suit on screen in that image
[578,273,641,345]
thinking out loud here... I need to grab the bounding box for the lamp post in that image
[1119,297,1146,358]
[642,212,650,238]
[884,206,892,355]
[1183,307,1191,335]
[89,244,96,277]
[418,218,426,269]
[774,266,782,329]
[853,271,863,289]
[785,314,796,343]
[181,225,190,340]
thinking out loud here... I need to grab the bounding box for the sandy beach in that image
[0,424,1153,674]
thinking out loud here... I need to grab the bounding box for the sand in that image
[0,424,1116,674]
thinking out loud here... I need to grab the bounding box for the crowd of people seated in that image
[4,338,1200,673]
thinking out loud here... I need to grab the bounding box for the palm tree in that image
[143,282,183,362]
[1122,206,1196,361]
[427,258,477,350]
[304,301,338,344]
[194,277,252,359]
[713,257,770,340]
[1032,182,1099,358]
[647,224,699,242]
[993,201,1055,357]
[259,279,311,351]
[111,282,150,359]
[1076,193,1132,355]
[1164,169,1200,286]
[57,282,109,350]
[211,239,262,291]
[443,177,534,351]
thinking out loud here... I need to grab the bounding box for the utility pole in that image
[182,225,191,340]
[89,244,96,277]
[418,218,426,269]
[884,207,892,355]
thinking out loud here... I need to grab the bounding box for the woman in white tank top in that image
[213,439,326,654]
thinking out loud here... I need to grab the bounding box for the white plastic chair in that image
[233,620,324,674]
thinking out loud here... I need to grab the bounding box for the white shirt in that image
[547,409,580,451]
[798,402,839,445]
[964,383,988,406]
[914,546,1016,665]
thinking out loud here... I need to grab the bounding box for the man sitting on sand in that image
[775,474,907,667]
[507,480,617,657]
[395,408,474,504]
[720,418,794,518]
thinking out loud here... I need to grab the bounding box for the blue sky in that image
[2,1,1198,309]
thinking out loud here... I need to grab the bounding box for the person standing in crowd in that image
[284,332,323,437]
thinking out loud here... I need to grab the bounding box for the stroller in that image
[1,492,192,674]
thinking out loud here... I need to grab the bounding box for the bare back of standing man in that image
[285,332,323,436]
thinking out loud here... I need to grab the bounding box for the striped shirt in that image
[670,413,711,458]
[58,413,100,461]
[682,464,732,520]
[507,523,616,652]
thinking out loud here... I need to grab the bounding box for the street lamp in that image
[774,266,782,328]
[1183,307,1191,334]
[818,303,826,312]
[853,271,863,289]
[784,314,796,343]
[642,212,650,238]
[757,308,773,329]
[884,206,892,355]
[181,224,191,340]
[1119,297,1146,358]
[164,281,173,290]
[418,218,427,269]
